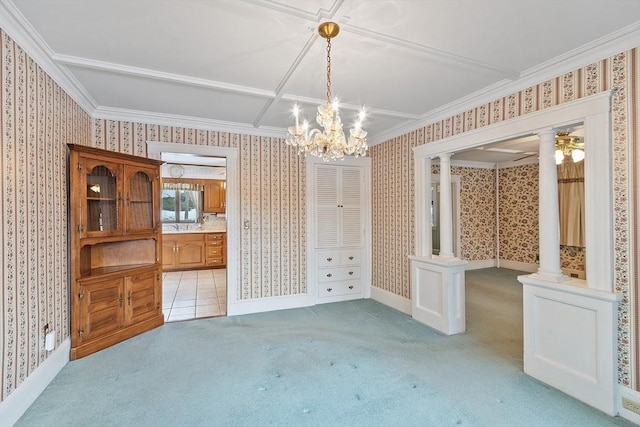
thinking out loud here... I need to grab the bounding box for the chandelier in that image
[555,132,585,165]
[285,22,368,161]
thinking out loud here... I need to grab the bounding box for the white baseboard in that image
[497,259,538,273]
[370,286,411,315]
[465,259,496,270]
[619,385,640,424]
[0,338,70,426]
[227,293,316,316]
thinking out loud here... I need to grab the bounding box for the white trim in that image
[227,294,315,316]
[0,338,70,426]
[370,22,639,145]
[619,385,640,424]
[465,259,496,270]
[497,156,539,169]
[94,107,286,139]
[370,287,412,315]
[498,259,538,273]
[146,141,239,312]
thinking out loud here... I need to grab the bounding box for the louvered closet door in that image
[316,166,340,247]
[340,167,362,247]
[315,165,362,248]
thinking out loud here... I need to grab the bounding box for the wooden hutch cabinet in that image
[68,144,164,360]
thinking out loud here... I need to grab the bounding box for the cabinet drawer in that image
[319,281,361,298]
[206,257,225,266]
[340,250,361,265]
[206,246,223,257]
[319,266,361,282]
[206,233,225,243]
[317,250,361,267]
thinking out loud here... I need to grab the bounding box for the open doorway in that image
[147,141,240,322]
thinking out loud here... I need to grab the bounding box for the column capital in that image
[534,128,557,140]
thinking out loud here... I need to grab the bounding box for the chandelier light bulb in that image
[555,149,564,165]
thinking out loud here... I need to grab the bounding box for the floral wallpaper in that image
[94,121,307,300]
[371,47,638,387]
[0,29,92,400]
[498,163,539,264]
[452,166,497,261]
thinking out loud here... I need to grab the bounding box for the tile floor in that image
[162,269,227,322]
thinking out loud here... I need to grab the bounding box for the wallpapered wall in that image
[93,121,307,300]
[0,30,92,400]
[498,163,539,264]
[370,48,638,387]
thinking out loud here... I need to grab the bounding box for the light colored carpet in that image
[16,268,634,426]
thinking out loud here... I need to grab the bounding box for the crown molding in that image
[369,21,640,146]
[93,106,287,139]
[0,0,97,113]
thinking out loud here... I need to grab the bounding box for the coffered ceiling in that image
[2,0,639,157]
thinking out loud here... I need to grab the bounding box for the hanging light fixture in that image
[555,132,585,165]
[285,22,368,161]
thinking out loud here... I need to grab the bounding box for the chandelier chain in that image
[326,37,332,104]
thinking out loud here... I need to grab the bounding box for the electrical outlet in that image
[622,397,640,415]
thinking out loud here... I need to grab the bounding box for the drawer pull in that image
[326,273,332,278]
[348,271,354,276]
[327,288,332,292]
[348,285,354,290]
[348,256,354,260]
[326,257,332,262]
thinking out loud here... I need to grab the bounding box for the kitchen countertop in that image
[162,226,226,234]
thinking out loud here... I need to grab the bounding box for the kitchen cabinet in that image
[68,144,163,360]
[162,234,207,270]
[204,180,226,213]
[206,233,226,267]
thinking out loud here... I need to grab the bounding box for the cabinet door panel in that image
[162,240,176,268]
[126,270,159,324]
[125,165,158,234]
[80,277,124,342]
[79,158,123,238]
[177,241,205,268]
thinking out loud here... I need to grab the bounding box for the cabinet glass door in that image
[83,160,122,237]
[125,166,157,233]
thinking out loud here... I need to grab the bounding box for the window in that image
[161,184,203,223]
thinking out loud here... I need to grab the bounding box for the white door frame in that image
[146,141,239,311]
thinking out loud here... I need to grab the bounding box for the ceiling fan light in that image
[571,148,585,162]
[555,149,564,165]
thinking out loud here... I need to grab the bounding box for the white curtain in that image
[558,160,585,247]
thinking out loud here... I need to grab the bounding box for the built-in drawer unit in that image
[205,232,226,268]
[317,249,363,301]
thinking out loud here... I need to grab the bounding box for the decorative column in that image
[438,153,455,258]
[534,129,565,281]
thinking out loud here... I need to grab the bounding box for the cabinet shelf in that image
[87,197,117,201]
[80,263,158,279]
